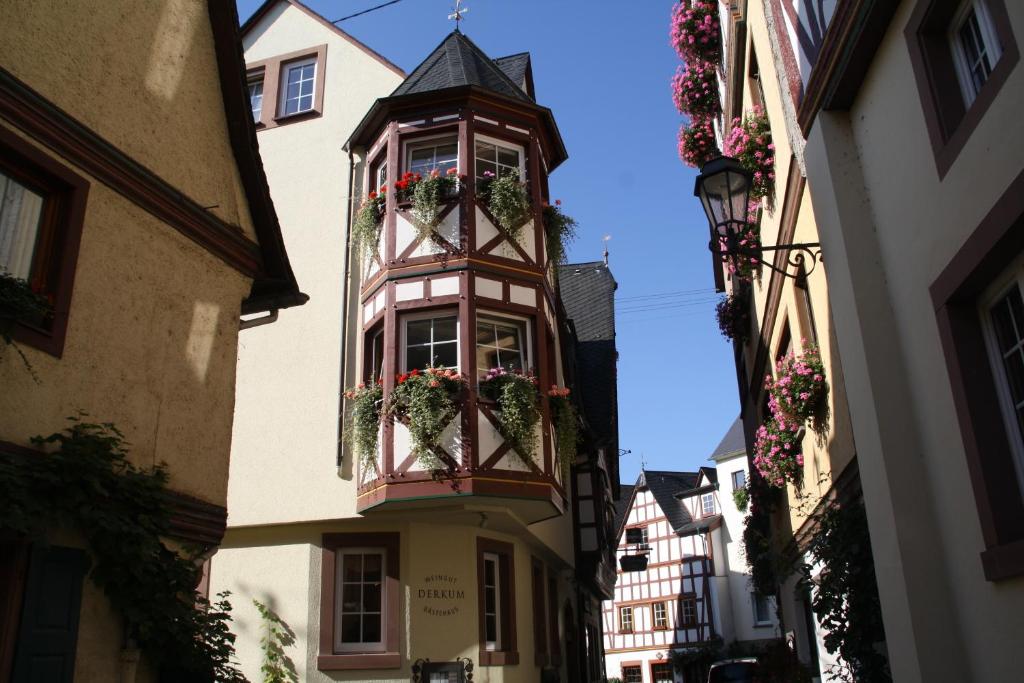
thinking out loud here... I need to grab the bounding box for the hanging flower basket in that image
[752,415,804,488]
[724,107,775,200]
[671,61,721,119]
[479,367,540,466]
[385,367,465,469]
[352,191,386,260]
[345,382,384,474]
[678,117,720,169]
[670,0,722,64]
[715,290,750,343]
[765,345,828,425]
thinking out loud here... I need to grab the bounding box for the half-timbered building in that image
[603,420,777,683]
[210,6,619,680]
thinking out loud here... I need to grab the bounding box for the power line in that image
[332,0,407,24]
[617,300,719,315]
[615,288,717,302]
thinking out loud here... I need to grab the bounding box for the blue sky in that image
[237,0,740,483]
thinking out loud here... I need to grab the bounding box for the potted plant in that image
[384,367,465,469]
[547,385,578,475]
[752,415,804,488]
[345,381,384,474]
[724,107,776,200]
[479,367,540,466]
[678,117,719,169]
[765,344,828,427]
[670,0,722,64]
[672,61,721,119]
[542,199,577,271]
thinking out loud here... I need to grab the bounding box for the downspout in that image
[337,146,357,467]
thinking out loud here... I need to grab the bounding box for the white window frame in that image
[247,76,264,123]
[619,605,633,633]
[400,309,459,373]
[948,0,1003,106]
[653,601,668,629]
[701,492,715,517]
[475,310,532,378]
[752,592,773,626]
[403,134,459,177]
[334,547,387,652]
[979,260,1024,497]
[474,133,525,181]
[483,552,502,651]
[278,56,317,117]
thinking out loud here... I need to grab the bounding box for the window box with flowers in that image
[479,367,541,467]
[384,367,466,470]
[392,169,462,243]
[724,107,775,200]
[678,117,720,169]
[670,0,722,65]
[672,61,721,119]
[477,169,531,244]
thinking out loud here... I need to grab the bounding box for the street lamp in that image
[693,155,822,280]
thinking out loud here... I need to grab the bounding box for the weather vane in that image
[448,0,468,31]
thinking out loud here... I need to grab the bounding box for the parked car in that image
[707,658,759,683]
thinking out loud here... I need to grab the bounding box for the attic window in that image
[701,492,715,517]
[624,527,647,545]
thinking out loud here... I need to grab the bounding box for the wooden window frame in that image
[621,663,643,683]
[546,569,560,665]
[931,169,1024,581]
[679,594,698,628]
[318,532,400,671]
[618,605,633,633]
[0,126,88,358]
[476,537,518,666]
[905,0,1018,179]
[652,600,668,630]
[245,44,327,130]
[650,660,674,683]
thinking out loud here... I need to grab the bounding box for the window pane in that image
[485,587,496,613]
[341,584,361,612]
[363,553,382,582]
[342,554,362,582]
[363,582,381,612]
[477,322,496,346]
[362,614,381,642]
[434,317,458,343]
[433,341,458,369]
[340,615,361,643]
[406,346,431,371]
[0,172,45,279]
[407,319,432,346]
[498,350,523,372]
[476,159,497,180]
[485,614,497,642]
[498,147,519,168]
[495,324,521,350]
[476,140,496,161]
[478,346,499,373]
[1006,351,1024,404]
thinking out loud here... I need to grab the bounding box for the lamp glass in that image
[696,159,752,239]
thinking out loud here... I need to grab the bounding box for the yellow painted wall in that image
[0,0,258,241]
[0,125,251,505]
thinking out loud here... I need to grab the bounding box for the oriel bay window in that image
[403,313,458,371]
[477,537,517,665]
[319,533,399,670]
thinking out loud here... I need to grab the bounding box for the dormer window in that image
[701,492,715,516]
[475,136,523,181]
[406,137,458,176]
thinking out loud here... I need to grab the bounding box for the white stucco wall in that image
[228,2,404,527]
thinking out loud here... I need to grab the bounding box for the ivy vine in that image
[802,501,891,682]
[253,599,298,683]
[478,170,531,243]
[385,368,465,470]
[479,369,540,467]
[542,201,577,271]
[547,389,578,476]
[344,382,383,474]
[0,416,245,681]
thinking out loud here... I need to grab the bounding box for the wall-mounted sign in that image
[418,574,465,617]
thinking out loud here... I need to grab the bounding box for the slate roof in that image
[493,52,533,97]
[698,466,719,484]
[642,470,699,535]
[391,31,533,102]
[710,416,746,459]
